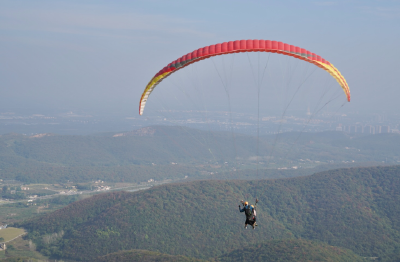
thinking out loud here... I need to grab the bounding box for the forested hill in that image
[1,126,400,183]
[20,165,400,261]
[91,240,363,262]
[93,249,204,262]
[216,239,364,262]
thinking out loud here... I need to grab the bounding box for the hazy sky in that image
[1,0,399,116]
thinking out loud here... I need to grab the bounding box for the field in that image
[0,227,25,242]
[0,181,156,227]
[0,231,49,260]
[0,203,57,225]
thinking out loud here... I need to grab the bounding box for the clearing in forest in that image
[0,227,25,242]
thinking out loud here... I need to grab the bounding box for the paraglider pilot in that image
[239,199,258,229]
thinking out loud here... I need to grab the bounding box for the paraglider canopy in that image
[139,39,350,115]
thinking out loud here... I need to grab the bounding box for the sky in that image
[1,0,400,117]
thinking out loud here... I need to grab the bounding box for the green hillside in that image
[216,239,365,262]
[1,127,399,183]
[93,249,204,262]
[19,165,400,260]
[91,240,364,262]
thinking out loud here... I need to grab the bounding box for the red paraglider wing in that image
[139,40,350,115]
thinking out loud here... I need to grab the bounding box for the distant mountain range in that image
[1,126,399,183]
